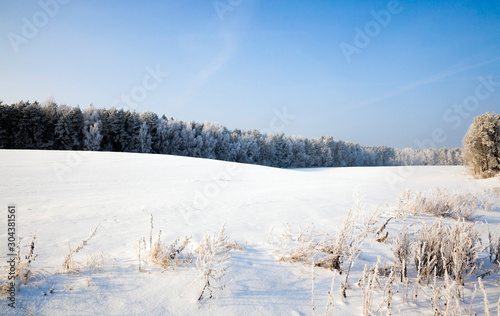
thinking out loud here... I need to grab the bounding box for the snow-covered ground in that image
[0,149,499,315]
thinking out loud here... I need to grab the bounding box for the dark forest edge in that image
[0,100,463,168]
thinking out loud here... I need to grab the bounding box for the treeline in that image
[0,101,463,168]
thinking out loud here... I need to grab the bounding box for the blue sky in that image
[1,0,499,149]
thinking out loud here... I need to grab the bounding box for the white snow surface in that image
[0,149,499,315]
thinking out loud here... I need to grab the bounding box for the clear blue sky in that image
[1,0,499,149]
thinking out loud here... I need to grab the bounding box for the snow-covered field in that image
[1,149,499,315]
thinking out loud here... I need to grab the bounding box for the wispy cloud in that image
[173,32,237,107]
[350,56,500,109]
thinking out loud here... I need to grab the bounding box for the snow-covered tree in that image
[139,111,159,153]
[138,122,152,153]
[83,104,103,151]
[155,118,170,154]
[463,112,500,175]
[55,105,83,150]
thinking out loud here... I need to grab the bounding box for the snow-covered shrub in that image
[16,233,41,286]
[0,232,45,293]
[396,188,492,220]
[196,224,232,305]
[392,224,412,281]
[462,112,500,176]
[274,212,365,272]
[414,219,481,284]
[315,208,365,271]
[488,224,500,265]
[149,231,192,269]
[274,223,321,265]
[429,269,463,316]
[140,214,192,271]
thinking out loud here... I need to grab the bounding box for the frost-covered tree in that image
[0,101,12,148]
[124,110,141,153]
[155,118,170,154]
[139,111,159,153]
[271,133,292,168]
[138,122,152,153]
[246,130,262,164]
[463,112,500,175]
[83,104,103,151]
[200,122,218,159]
[106,107,125,151]
[55,105,83,150]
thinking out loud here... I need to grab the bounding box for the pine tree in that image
[0,103,15,148]
[155,118,170,154]
[54,105,84,150]
[139,111,159,153]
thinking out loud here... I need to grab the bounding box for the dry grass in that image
[84,250,106,274]
[392,223,412,282]
[324,270,337,316]
[429,269,463,316]
[17,233,45,286]
[149,232,192,270]
[488,224,500,265]
[395,187,495,220]
[226,241,246,252]
[359,258,381,316]
[139,214,193,271]
[0,232,45,298]
[274,190,375,273]
[414,219,482,285]
[0,268,12,297]
[57,224,100,274]
[472,170,498,179]
[274,223,320,265]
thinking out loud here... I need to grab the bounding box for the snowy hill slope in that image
[0,150,499,315]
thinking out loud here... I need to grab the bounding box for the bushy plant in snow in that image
[196,224,232,305]
[395,187,494,220]
[149,231,192,269]
[139,214,192,271]
[414,218,481,285]
[392,223,412,282]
